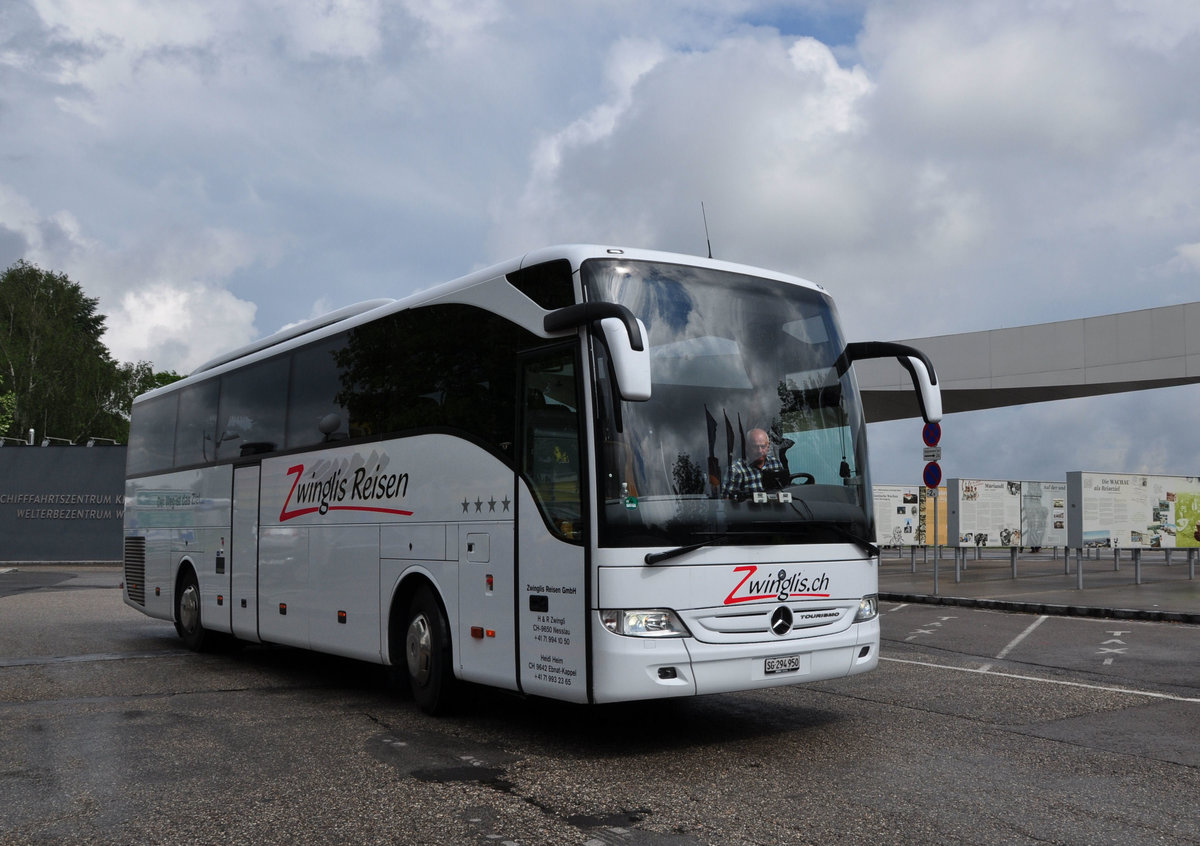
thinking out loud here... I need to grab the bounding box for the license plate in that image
[764,654,801,674]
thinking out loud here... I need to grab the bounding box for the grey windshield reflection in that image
[584,259,871,549]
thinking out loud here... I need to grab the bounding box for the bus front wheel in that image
[174,568,209,651]
[404,586,455,714]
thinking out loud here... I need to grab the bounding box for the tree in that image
[0,260,181,443]
[0,391,15,439]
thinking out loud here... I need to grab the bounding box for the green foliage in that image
[0,391,15,436]
[0,260,181,444]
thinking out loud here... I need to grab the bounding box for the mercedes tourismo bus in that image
[122,245,940,713]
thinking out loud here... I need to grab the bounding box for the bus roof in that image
[137,245,823,405]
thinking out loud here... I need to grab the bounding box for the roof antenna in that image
[701,202,713,259]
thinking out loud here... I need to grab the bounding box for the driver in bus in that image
[721,428,785,499]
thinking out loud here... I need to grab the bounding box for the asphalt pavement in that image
[881,546,1200,624]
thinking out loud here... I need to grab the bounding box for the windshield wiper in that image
[821,522,880,558]
[644,535,730,566]
[782,498,878,557]
[643,519,877,566]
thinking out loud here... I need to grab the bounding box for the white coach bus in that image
[123,245,940,713]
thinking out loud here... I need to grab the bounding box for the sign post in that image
[922,423,942,571]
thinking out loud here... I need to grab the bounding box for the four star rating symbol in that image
[461,495,512,514]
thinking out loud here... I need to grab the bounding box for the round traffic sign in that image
[923,461,942,488]
[922,422,941,447]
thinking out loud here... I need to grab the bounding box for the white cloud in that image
[398,0,503,50]
[106,283,257,374]
[495,30,878,266]
[0,181,265,372]
[1164,242,1200,275]
[274,0,384,60]
[860,6,1138,158]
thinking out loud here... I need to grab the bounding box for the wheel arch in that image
[173,556,199,625]
[385,569,450,667]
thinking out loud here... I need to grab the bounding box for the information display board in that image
[1066,472,1200,549]
[1020,481,1067,549]
[947,478,1027,547]
[873,485,922,546]
[873,485,946,546]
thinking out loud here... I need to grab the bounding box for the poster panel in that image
[1020,481,1067,549]
[873,484,922,546]
[1067,472,1200,549]
[872,485,946,546]
[920,486,947,546]
[948,478,1023,547]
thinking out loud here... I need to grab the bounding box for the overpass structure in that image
[856,301,1200,422]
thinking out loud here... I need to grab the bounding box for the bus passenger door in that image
[515,347,589,703]
[230,464,261,642]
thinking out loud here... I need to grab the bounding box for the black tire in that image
[174,567,209,652]
[403,585,456,714]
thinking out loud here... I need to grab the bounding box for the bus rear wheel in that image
[174,568,209,652]
[404,586,455,714]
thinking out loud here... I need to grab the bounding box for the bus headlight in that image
[600,609,690,638]
[854,594,878,622]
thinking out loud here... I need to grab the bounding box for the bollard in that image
[1010,546,1018,579]
[1076,548,1084,590]
[1114,547,1120,571]
[1133,548,1142,585]
[1189,549,1196,580]
[955,547,962,583]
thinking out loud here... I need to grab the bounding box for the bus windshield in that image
[584,258,872,550]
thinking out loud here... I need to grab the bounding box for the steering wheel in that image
[789,472,815,485]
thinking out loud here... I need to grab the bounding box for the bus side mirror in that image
[837,341,942,424]
[544,301,652,402]
[900,353,941,423]
[600,316,651,402]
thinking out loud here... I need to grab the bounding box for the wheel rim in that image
[179,584,200,634]
[406,613,433,686]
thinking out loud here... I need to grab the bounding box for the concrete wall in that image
[0,447,126,562]
[857,301,1200,421]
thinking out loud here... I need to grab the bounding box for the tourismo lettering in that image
[280,453,414,521]
[723,564,832,605]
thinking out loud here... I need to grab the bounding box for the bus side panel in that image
[516,485,588,703]
[124,467,232,627]
[308,525,381,662]
[456,521,518,690]
[230,465,261,642]
[258,525,310,649]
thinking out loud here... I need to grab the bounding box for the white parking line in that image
[881,656,1200,704]
[977,614,1048,672]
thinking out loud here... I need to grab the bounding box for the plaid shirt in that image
[721,453,785,498]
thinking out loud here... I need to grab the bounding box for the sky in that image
[2,0,1199,485]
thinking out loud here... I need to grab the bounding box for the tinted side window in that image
[506,259,575,309]
[287,332,350,448]
[216,357,289,460]
[335,304,536,451]
[174,380,220,467]
[127,393,178,476]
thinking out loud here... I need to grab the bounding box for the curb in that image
[879,592,1200,625]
